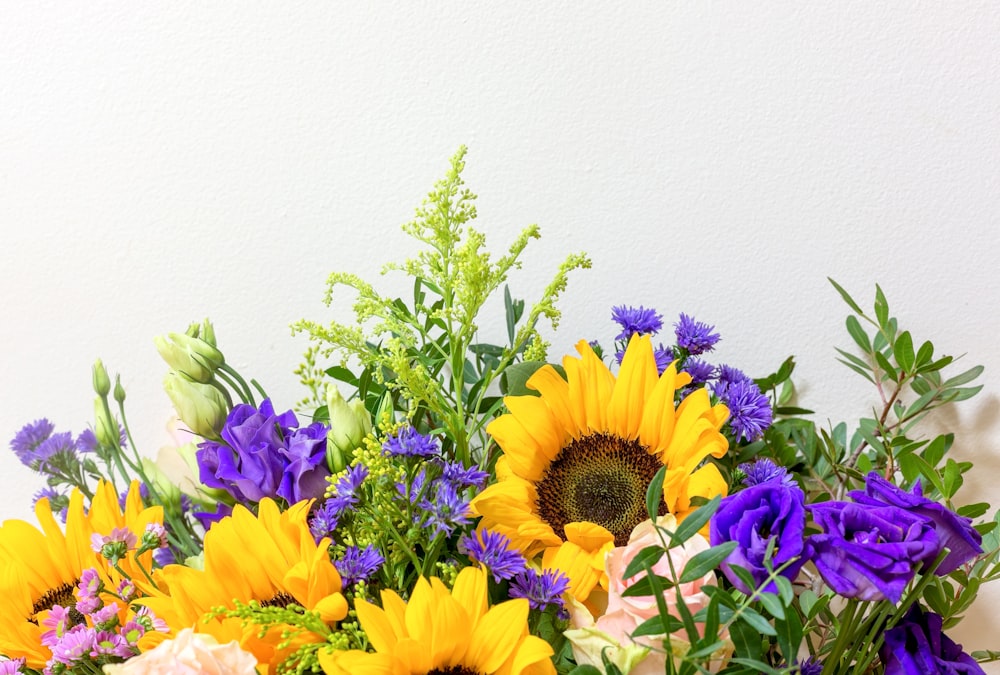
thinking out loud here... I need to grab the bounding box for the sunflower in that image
[140,498,347,671]
[0,481,162,668]
[470,335,729,599]
[318,565,555,675]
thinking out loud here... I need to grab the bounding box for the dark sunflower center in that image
[260,592,296,609]
[536,432,667,547]
[32,581,85,624]
[427,667,482,675]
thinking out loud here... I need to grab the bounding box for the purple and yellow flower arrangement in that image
[2,148,997,675]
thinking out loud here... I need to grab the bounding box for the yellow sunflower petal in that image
[466,599,530,673]
[527,365,581,438]
[356,597,400,654]
[608,335,659,440]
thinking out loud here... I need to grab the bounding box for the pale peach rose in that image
[565,516,733,675]
[103,628,258,675]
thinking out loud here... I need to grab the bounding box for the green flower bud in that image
[94,398,119,449]
[92,359,111,397]
[155,332,224,384]
[163,372,228,439]
[113,374,127,404]
[326,386,372,472]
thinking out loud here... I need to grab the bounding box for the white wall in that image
[2,2,998,659]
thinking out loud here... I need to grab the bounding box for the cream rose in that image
[103,628,258,675]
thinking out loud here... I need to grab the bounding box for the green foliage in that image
[293,146,590,466]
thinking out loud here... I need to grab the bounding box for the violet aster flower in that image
[674,313,721,355]
[719,377,773,442]
[798,658,823,675]
[681,356,715,385]
[509,568,570,613]
[197,398,331,505]
[611,305,664,341]
[710,478,808,594]
[880,604,985,675]
[9,418,55,466]
[849,472,983,575]
[806,502,939,602]
[739,458,796,488]
[462,530,528,582]
[335,545,384,586]
[382,426,439,457]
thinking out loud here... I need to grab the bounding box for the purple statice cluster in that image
[197,398,331,507]
[310,464,369,541]
[39,566,168,673]
[609,305,773,442]
[711,462,984,665]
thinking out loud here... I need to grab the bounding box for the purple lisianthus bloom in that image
[611,305,664,341]
[806,502,939,602]
[880,604,985,674]
[674,313,721,355]
[849,472,983,575]
[191,502,233,532]
[710,478,808,594]
[197,398,330,505]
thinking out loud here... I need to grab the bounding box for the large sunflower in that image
[470,336,729,599]
[0,481,162,668]
[318,565,555,675]
[140,498,347,671]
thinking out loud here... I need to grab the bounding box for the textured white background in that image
[2,2,998,659]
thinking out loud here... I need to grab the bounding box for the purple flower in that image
[509,568,570,614]
[191,502,233,532]
[880,604,985,674]
[382,426,439,457]
[10,418,56,466]
[715,374,773,442]
[849,472,983,575]
[419,481,472,538]
[75,428,98,453]
[611,305,663,341]
[798,658,823,675]
[91,629,134,659]
[50,625,96,665]
[710,479,808,594]
[335,545,384,586]
[462,530,528,582]
[674,313,720,355]
[40,605,74,648]
[0,658,25,675]
[197,399,331,505]
[806,502,939,602]
[681,357,714,385]
[310,464,368,540]
[439,461,489,490]
[739,458,796,489]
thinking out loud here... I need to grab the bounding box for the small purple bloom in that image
[152,546,177,567]
[78,568,103,600]
[89,602,120,628]
[674,313,720,356]
[335,545,384,586]
[310,464,369,540]
[9,418,55,466]
[75,428,98,453]
[652,344,675,374]
[439,461,489,490]
[0,658,25,675]
[419,481,471,538]
[382,426,439,458]
[32,431,78,470]
[51,625,96,665]
[681,357,714,385]
[850,472,983,575]
[509,568,570,614]
[33,487,69,522]
[798,657,823,675]
[710,479,808,594]
[739,458,796,489]
[462,530,528,582]
[91,629,134,659]
[719,377,773,442]
[806,502,939,602]
[192,502,233,532]
[611,305,664,341]
[880,604,985,674]
[40,605,74,648]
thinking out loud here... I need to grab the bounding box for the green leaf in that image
[798,589,818,618]
[914,340,935,369]
[728,619,765,659]
[828,277,865,315]
[943,459,964,499]
[679,542,738,583]
[671,494,722,545]
[325,365,359,387]
[646,465,667,523]
[774,576,794,605]
[773,406,814,416]
[728,659,784,675]
[620,574,676,597]
[774,612,804,665]
[567,666,604,675]
[499,361,548,396]
[874,284,890,327]
[623,545,666,581]
[739,608,777,636]
[630,613,683,637]
[756,592,785,620]
[957,502,990,519]
[874,350,898,380]
[845,314,871,353]
[685,640,730,660]
[894,330,915,373]
[942,365,985,389]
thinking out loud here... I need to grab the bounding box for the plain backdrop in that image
[2,2,998,660]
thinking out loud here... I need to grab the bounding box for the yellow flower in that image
[318,566,555,675]
[141,498,347,672]
[0,481,162,668]
[470,336,729,600]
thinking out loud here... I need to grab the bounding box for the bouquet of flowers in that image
[3,148,997,675]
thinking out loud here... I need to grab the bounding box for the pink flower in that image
[101,628,258,675]
[565,516,733,675]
